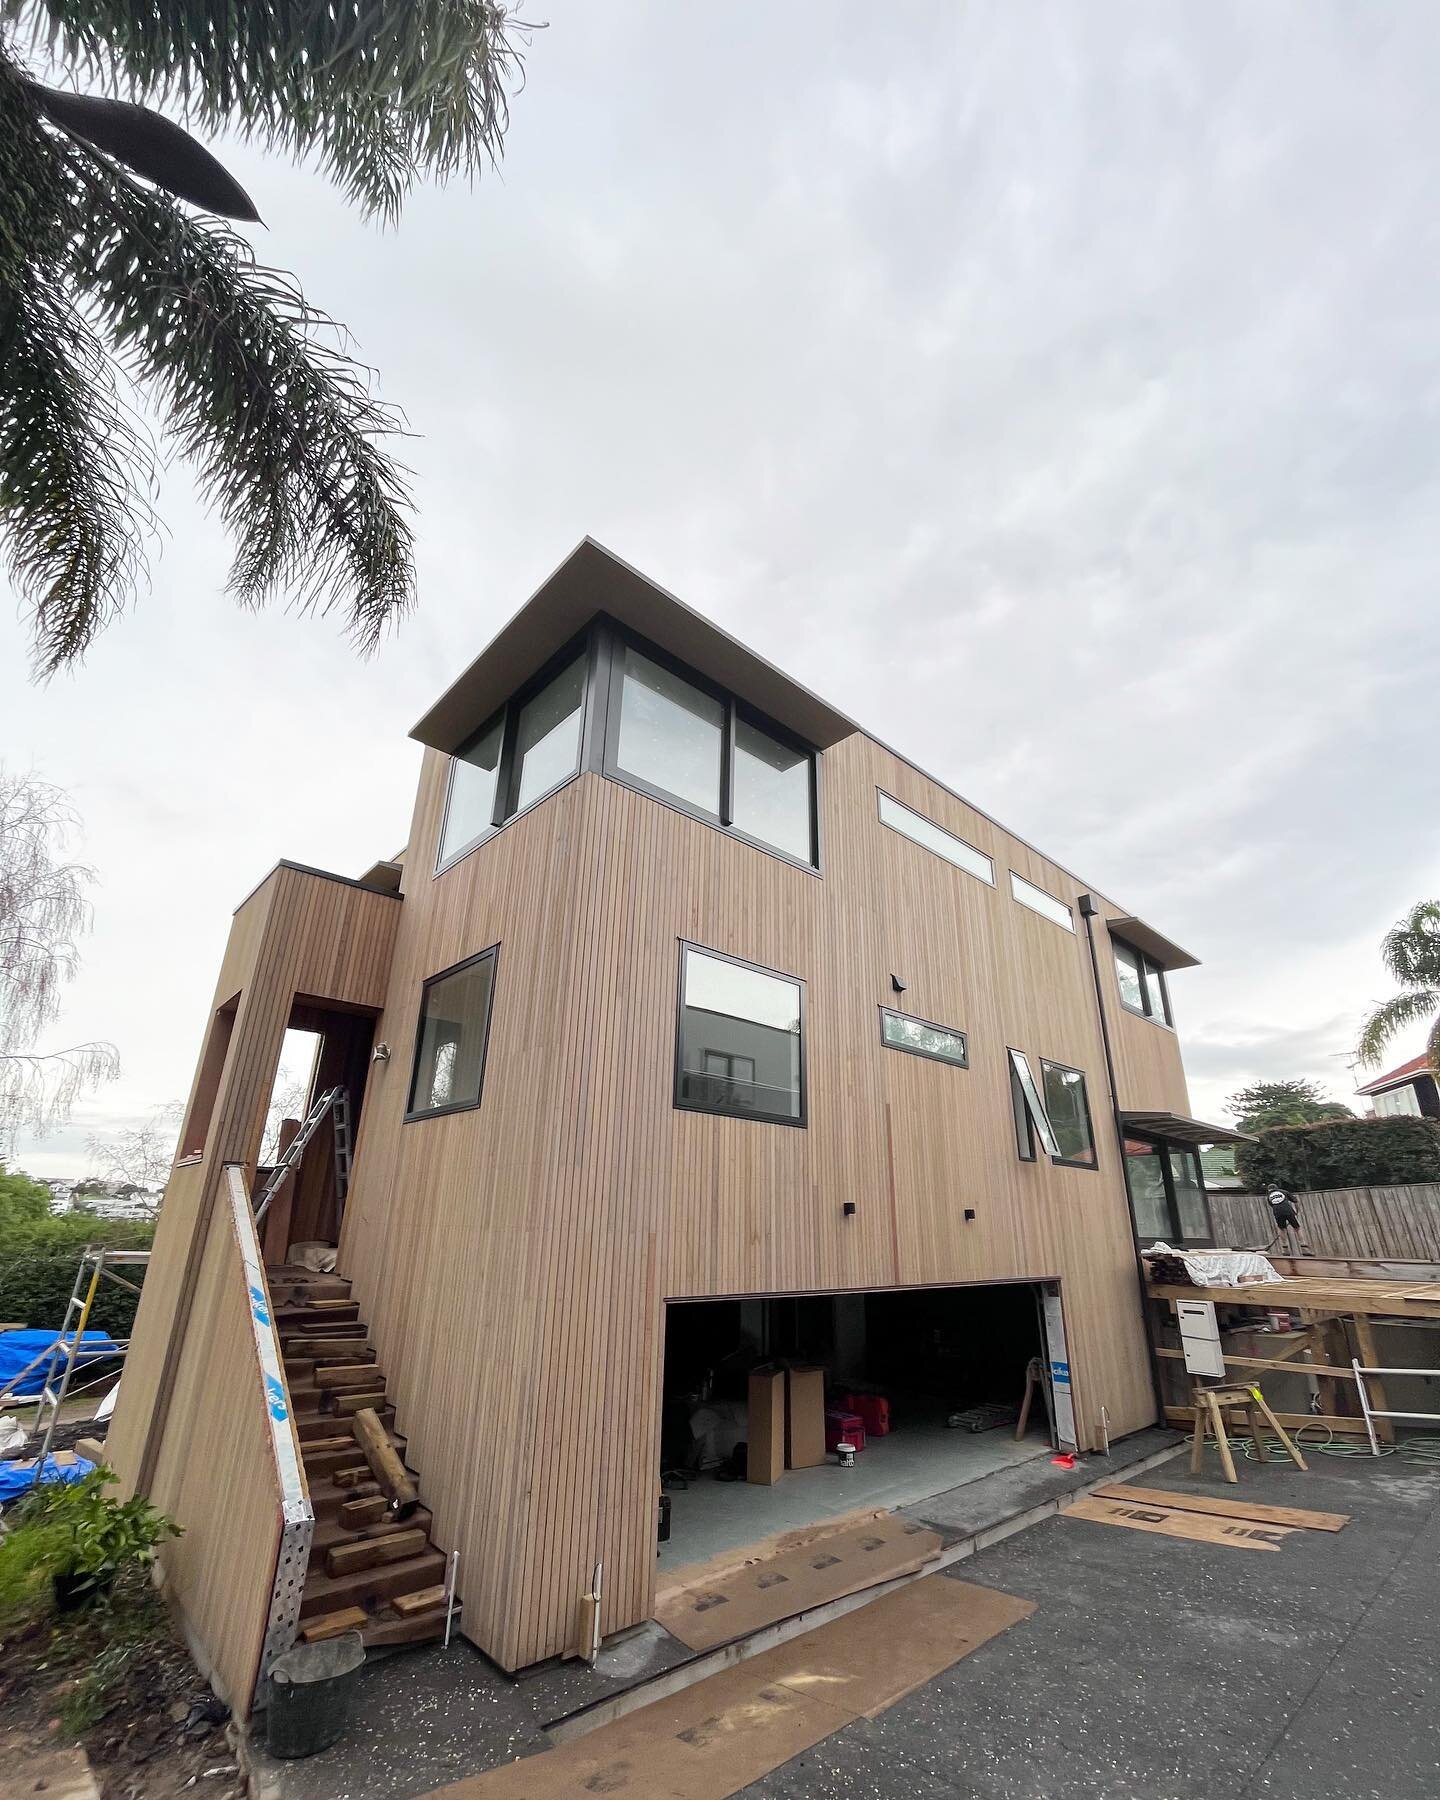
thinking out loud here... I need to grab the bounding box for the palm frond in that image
[70,155,414,649]
[1356,988,1440,1069]
[0,273,157,676]
[1380,900,1440,987]
[4,0,533,220]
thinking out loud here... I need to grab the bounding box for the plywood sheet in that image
[424,1575,1032,1798]
[1091,1484,1349,1532]
[655,1515,942,1652]
[1066,1494,1297,1551]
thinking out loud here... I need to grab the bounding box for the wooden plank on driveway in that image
[1091,1484,1349,1532]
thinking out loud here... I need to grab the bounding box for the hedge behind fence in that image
[1236,1115,1440,1193]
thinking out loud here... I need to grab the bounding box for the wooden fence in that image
[1210,1184,1440,1262]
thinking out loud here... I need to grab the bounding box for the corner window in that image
[614,646,725,814]
[880,1009,968,1069]
[1114,938,1171,1025]
[1009,1049,1060,1161]
[676,945,804,1125]
[1010,872,1074,932]
[607,637,817,867]
[877,792,994,886]
[406,948,498,1119]
[437,715,503,868]
[1040,1059,1097,1168]
[506,655,586,817]
[732,719,813,864]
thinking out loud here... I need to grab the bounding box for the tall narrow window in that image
[1040,1060,1097,1168]
[732,719,813,863]
[1167,1146,1209,1238]
[1008,1049,1060,1161]
[1114,935,1173,1025]
[507,656,586,817]
[1125,1141,1172,1238]
[438,714,503,868]
[407,949,498,1120]
[613,647,724,814]
[677,945,804,1125]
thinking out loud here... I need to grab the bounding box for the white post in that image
[1352,1358,1382,1457]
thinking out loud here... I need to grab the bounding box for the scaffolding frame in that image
[0,1245,151,1484]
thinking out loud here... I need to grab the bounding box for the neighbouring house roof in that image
[1355,1053,1438,1096]
[409,538,859,756]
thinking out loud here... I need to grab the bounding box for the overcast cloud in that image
[5,2,1439,1178]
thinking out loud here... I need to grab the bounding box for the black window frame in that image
[1038,1056,1098,1171]
[404,944,500,1122]
[1113,935,1173,1027]
[602,626,820,872]
[879,1006,969,1070]
[1124,1134,1213,1245]
[1008,1047,1061,1163]
[434,632,598,876]
[434,618,821,877]
[674,939,807,1128]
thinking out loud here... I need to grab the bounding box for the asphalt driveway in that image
[741,1448,1440,1799]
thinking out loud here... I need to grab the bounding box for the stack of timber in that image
[270,1265,454,1649]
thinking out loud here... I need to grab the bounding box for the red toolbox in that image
[825,1409,866,1454]
[843,1393,892,1437]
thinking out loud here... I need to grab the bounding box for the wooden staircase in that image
[269,1265,456,1651]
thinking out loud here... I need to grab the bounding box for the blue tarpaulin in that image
[0,1453,97,1503]
[0,1328,124,1399]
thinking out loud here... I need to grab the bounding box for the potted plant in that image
[16,1468,180,1610]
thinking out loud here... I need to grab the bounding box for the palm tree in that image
[1357,900,1440,1074]
[1,1,529,675]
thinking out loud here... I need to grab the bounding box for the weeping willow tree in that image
[0,2,530,675]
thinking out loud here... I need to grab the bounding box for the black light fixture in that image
[842,1201,857,1218]
[890,974,907,995]
[963,1207,976,1223]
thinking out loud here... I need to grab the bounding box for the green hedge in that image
[1235,1115,1440,1193]
[0,1243,153,1338]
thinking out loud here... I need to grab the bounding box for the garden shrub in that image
[1235,1114,1440,1193]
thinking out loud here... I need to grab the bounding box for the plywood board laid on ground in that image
[1065,1494,1298,1551]
[423,1574,1034,1799]
[654,1514,943,1652]
[1090,1485,1350,1532]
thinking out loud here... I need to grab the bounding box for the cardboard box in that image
[747,1367,786,1485]
[785,1365,826,1469]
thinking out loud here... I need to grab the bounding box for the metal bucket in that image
[265,1631,366,1759]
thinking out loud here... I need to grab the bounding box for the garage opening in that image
[658,1282,1056,1576]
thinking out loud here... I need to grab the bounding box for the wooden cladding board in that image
[107,867,400,1710]
[340,726,1189,1671]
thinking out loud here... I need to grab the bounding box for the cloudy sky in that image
[5,3,1439,1179]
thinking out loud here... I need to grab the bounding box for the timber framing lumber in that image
[1147,1277,1440,1319]
[1164,1405,1371,1436]
[1154,1347,1356,1379]
[352,1406,419,1518]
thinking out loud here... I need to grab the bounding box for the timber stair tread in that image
[298,1547,448,1619]
[267,1262,454,1659]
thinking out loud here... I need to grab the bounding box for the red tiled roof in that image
[1356,1052,1435,1096]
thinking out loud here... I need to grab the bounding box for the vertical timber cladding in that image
[107,866,401,1503]
[340,726,1191,1671]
